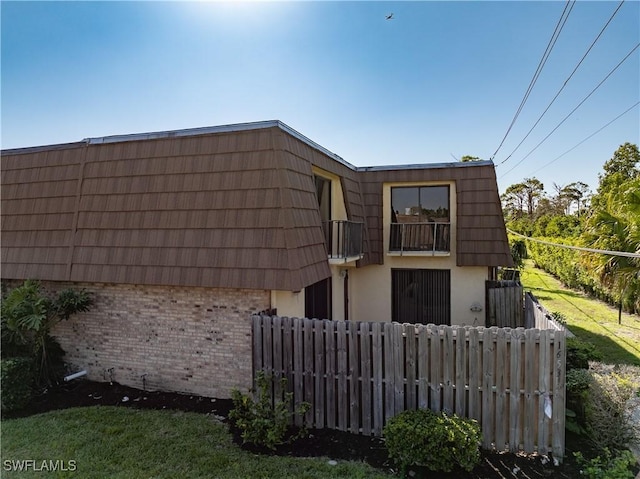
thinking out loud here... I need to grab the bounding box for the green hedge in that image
[1,357,35,413]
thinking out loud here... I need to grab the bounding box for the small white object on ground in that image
[327,460,337,466]
[122,396,129,402]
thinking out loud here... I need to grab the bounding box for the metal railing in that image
[389,222,450,253]
[323,220,364,260]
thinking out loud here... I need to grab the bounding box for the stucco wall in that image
[49,282,269,398]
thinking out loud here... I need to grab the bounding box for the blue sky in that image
[2,1,638,195]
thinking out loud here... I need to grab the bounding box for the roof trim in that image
[357,160,495,171]
[2,120,494,173]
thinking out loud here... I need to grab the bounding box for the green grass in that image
[521,260,640,366]
[1,407,392,479]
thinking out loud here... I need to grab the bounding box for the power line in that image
[528,101,640,175]
[490,0,575,161]
[499,42,640,178]
[498,0,626,166]
[507,229,640,258]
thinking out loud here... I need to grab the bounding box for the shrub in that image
[383,408,481,474]
[574,448,637,479]
[585,363,640,452]
[229,371,310,450]
[566,337,603,371]
[1,357,35,412]
[1,280,92,387]
[565,368,591,433]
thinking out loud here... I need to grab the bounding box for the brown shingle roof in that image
[1,121,512,290]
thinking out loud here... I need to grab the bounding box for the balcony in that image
[389,222,451,255]
[323,220,364,263]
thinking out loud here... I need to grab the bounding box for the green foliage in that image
[574,448,637,479]
[566,337,603,371]
[1,280,93,387]
[383,408,481,474]
[565,368,592,433]
[229,371,310,450]
[509,239,527,269]
[583,363,640,452]
[1,357,35,412]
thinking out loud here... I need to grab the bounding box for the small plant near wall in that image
[574,448,637,479]
[383,408,481,475]
[1,280,93,389]
[229,371,310,451]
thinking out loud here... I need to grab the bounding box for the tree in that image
[562,182,590,216]
[584,144,640,319]
[521,177,545,217]
[1,280,93,387]
[460,155,481,162]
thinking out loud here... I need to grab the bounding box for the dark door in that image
[305,278,332,320]
[392,269,451,325]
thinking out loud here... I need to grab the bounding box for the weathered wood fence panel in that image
[252,316,566,460]
[487,280,524,327]
[525,292,574,336]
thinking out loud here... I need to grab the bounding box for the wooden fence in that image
[525,292,574,336]
[486,280,524,328]
[252,316,566,460]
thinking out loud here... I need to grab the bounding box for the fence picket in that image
[384,322,395,422]
[371,322,384,435]
[293,318,303,427]
[393,323,405,414]
[443,326,454,413]
[349,321,361,434]
[509,328,523,450]
[481,328,495,449]
[337,321,348,431]
[405,323,417,410]
[468,327,480,421]
[314,320,325,428]
[495,327,508,451]
[360,322,372,435]
[429,325,441,411]
[455,326,466,416]
[523,328,537,453]
[417,326,429,409]
[325,320,336,429]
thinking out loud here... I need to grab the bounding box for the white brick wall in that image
[48,282,269,398]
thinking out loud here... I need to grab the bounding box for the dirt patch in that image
[5,380,630,478]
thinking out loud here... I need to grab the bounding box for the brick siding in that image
[47,282,269,398]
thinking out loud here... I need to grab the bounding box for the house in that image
[1,120,513,397]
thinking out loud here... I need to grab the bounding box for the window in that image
[390,186,450,252]
[391,185,449,223]
[392,269,450,325]
[314,175,331,222]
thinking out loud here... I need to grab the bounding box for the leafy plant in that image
[229,371,310,450]
[565,368,591,434]
[383,408,481,474]
[566,337,603,371]
[1,280,93,387]
[574,448,637,479]
[1,357,36,412]
[584,363,640,452]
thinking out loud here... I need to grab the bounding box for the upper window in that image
[314,175,332,222]
[391,185,449,224]
[390,186,451,253]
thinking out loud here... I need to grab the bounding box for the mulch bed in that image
[4,379,629,478]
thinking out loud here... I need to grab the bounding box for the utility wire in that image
[498,0,626,166]
[499,42,640,178]
[529,101,640,175]
[507,229,640,258]
[490,0,575,161]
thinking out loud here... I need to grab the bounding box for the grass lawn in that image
[1,407,392,479]
[521,260,640,366]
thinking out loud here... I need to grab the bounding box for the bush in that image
[383,408,481,474]
[229,371,310,450]
[1,357,35,412]
[1,280,92,387]
[566,337,603,371]
[566,368,592,433]
[574,448,637,479]
[585,363,640,452]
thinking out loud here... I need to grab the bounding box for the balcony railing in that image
[323,220,364,260]
[389,222,451,254]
